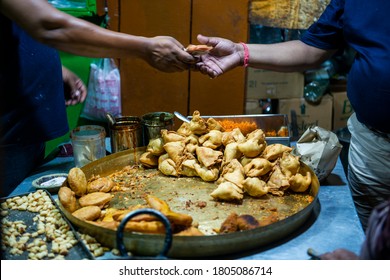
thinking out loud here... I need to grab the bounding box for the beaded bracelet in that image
[240,42,249,67]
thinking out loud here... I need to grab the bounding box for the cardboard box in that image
[278,94,333,137]
[244,98,278,114]
[245,99,263,114]
[246,68,304,99]
[330,78,347,92]
[332,91,354,131]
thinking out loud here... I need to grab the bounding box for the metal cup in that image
[141,112,174,144]
[109,116,143,153]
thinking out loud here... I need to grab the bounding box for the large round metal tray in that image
[59,147,320,259]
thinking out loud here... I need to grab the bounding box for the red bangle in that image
[240,42,249,67]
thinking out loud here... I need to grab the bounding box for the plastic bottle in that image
[303,79,329,104]
[303,59,334,104]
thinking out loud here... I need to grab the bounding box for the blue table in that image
[9,141,365,260]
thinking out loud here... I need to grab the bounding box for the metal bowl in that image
[32,173,68,194]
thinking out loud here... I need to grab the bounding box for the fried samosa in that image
[176,122,193,136]
[266,165,290,196]
[237,129,267,158]
[161,129,186,143]
[163,141,185,165]
[158,156,179,177]
[210,181,244,202]
[243,157,273,177]
[189,110,208,135]
[139,151,159,168]
[218,159,245,189]
[199,130,223,149]
[194,163,220,181]
[146,137,165,156]
[223,142,242,165]
[196,146,223,168]
[279,151,300,177]
[206,118,224,131]
[261,143,293,161]
[289,171,312,192]
[221,128,245,146]
[242,177,269,197]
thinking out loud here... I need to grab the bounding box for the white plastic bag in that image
[82,58,121,121]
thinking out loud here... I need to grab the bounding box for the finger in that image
[209,70,218,79]
[159,63,186,73]
[67,96,78,106]
[171,61,187,71]
[197,34,218,48]
[197,34,207,44]
[200,61,222,77]
[177,51,197,64]
[174,53,199,70]
[185,55,200,64]
[66,89,83,106]
[76,80,87,103]
[79,86,87,103]
[198,65,218,78]
[198,65,209,75]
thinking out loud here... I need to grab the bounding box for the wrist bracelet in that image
[240,42,249,67]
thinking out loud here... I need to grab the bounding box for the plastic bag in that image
[81,58,121,121]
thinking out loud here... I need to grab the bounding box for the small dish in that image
[32,173,68,193]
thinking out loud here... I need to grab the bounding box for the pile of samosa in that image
[140,111,312,203]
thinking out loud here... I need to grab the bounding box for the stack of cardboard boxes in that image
[245,68,354,137]
[246,1,353,138]
[332,90,354,131]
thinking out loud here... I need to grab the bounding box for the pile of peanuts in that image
[0,190,112,259]
[1,190,127,259]
[1,190,79,259]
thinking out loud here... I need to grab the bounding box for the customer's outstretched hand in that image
[196,34,244,78]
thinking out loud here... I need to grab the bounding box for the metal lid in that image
[70,125,106,140]
[141,112,174,127]
[110,116,141,130]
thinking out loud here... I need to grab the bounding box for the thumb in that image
[197,34,208,44]
[197,34,218,47]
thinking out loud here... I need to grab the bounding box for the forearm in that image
[246,40,335,72]
[37,16,149,58]
[0,0,148,58]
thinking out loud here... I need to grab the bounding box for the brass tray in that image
[59,147,319,259]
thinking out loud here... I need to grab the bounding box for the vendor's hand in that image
[62,66,87,106]
[144,36,197,72]
[195,34,243,78]
[320,249,359,260]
